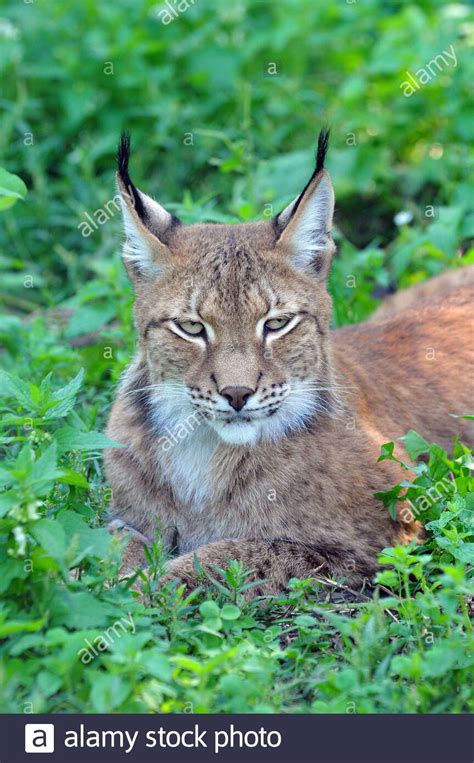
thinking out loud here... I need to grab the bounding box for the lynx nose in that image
[220,385,254,412]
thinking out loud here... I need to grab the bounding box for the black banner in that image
[1,714,472,763]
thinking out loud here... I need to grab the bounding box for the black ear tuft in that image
[117,131,131,181]
[273,127,331,233]
[315,127,330,173]
[117,131,146,222]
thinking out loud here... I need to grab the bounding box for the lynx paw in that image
[160,553,203,594]
[108,519,150,578]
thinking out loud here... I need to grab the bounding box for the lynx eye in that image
[264,316,292,332]
[175,320,206,337]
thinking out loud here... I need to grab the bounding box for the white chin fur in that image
[151,380,331,449]
[208,419,262,445]
[206,384,329,445]
[208,399,320,446]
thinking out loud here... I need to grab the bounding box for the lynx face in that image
[118,131,338,445]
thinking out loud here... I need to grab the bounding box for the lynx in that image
[371,264,474,321]
[105,131,473,595]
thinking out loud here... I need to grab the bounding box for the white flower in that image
[0,18,19,39]
[394,210,413,226]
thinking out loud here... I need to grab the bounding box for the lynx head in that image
[118,130,339,446]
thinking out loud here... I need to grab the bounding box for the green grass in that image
[0,0,473,713]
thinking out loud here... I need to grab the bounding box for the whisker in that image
[294,382,354,390]
[287,387,351,394]
[123,385,188,399]
[123,386,157,397]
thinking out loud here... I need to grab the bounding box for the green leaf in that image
[31,518,67,563]
[8,634,45,656]
[37,670,62,698]
[0,167,27,210]
[294,614,318,627]
[421,645,458,678]
[0,370,33,408]
[0,557,28,592]
[56,511,112,561]
[0,617,45,637]
[55,426,123,455]
[199,617,222,635]
[90,674,130,712]
[448,543,474,564]
[172,656,204,673]
[140,649,172,681]
[31,442,58,480]
[45,369,84,419]
[402,430,430,460]
[30,443,64,494]
[52,591,116,629]
[375,485,402,519]
[377,441,395,462]
[199,601,220,620]
[220,604,241,620]
[56,469,90,488]
[51,369,84,402]
[0,492,19,518]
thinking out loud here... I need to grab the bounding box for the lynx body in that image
[105,133,473,593]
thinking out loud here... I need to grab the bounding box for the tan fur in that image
[104,146,474,597]
[371,264,474,321]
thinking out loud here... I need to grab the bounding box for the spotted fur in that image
[105,133,474,596]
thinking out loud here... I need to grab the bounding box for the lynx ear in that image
[274,129,335,278]
[116,132,180,279]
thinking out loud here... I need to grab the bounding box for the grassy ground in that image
[0,0,473,713]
